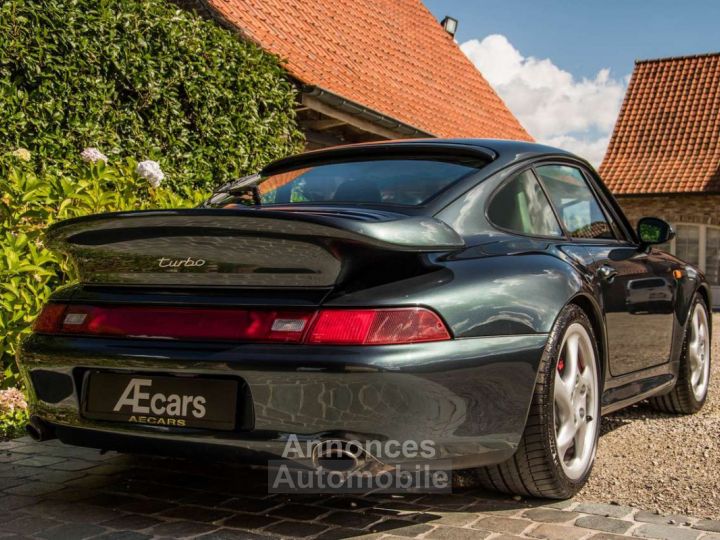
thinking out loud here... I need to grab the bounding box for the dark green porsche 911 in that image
[19,139,711,498]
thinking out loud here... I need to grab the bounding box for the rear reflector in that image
[33,304,451,345]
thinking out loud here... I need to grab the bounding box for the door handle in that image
[597,264,617,282]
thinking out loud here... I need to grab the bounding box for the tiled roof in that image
[202,0,531,141]
[600,52,720,194]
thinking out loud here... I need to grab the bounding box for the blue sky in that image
[424,0,720,165]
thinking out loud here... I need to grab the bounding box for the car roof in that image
[255,138,601,222]
[261,138,576,176]
[397,138,571,157]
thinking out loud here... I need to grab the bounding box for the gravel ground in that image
[578,313,720,520]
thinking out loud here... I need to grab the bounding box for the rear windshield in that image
[211,158,486,207]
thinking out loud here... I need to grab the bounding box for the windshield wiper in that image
[207,173,262,207]
[215,173,261,194]
[227,184,261,206]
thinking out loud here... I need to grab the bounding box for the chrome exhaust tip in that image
[312,440,365,474]
[311,440,395,478]
[26,416,56,442]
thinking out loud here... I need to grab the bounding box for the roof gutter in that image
[301,85,434,138]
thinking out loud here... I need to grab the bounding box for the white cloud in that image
[461,34,627,167]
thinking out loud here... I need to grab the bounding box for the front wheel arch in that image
[696,284,712,338]
[649,292,711,414]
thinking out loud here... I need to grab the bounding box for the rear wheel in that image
[648,295,711,414]
[472,304,601,499]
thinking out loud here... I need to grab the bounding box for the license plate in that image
[84,372,238,430]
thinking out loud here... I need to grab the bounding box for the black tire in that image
[648,294,710,415]
[470,304,601,499]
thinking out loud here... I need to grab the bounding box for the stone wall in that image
[616,194,720,227]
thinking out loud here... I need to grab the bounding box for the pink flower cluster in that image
[80,147,108,164]
[0,388,28,413]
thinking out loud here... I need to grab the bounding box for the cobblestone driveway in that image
[1,437,719,540]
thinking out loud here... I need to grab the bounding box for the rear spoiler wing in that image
[45,209,464,288]
[47,208,465,253]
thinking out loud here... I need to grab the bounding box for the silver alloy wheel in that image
[553,323,599,481]
[688,303,711,402]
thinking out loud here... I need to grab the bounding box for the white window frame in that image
[669,223,720,307]
[669,222,720,280]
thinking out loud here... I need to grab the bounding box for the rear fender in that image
[325,252,588,339]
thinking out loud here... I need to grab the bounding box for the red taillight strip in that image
[33,304,451,345]
[307,308,450,344]
[32,303,68,334]
[34,304,314,343]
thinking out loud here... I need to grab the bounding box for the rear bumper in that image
[19,333,547,469]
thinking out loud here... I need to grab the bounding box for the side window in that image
[536,165,614,239]
[487,170,563,237]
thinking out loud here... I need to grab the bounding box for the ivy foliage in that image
[0,0,304,189]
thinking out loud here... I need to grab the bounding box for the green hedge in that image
[1,155,209,387]
[0,0,305,397]
[0,0,304,189]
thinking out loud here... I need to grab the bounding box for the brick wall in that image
[616,194,720,227]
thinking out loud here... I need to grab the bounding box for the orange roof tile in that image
[203,0,531,141]
[600,52,720,194]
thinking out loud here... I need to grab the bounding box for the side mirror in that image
[637,217,675,245]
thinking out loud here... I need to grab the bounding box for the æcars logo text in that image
[113,378,207,427]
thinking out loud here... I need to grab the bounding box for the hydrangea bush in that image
[136,160,165,188]
[80,148,109,165]
[0,149,209,431]
[0,387,28,438]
